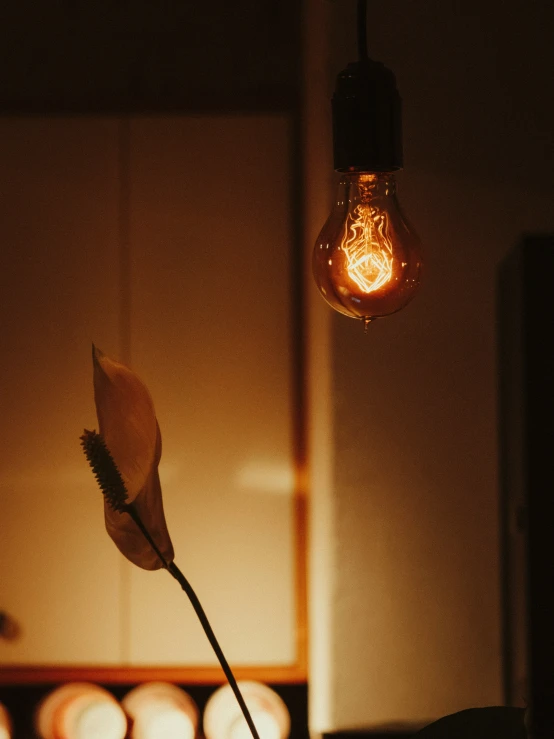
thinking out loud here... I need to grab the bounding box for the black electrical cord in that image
[357,0,369,61]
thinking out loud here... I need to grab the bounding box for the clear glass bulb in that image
[312,172,422,325]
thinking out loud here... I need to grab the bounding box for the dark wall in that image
[322,0,554,726]
[0,1,300,112]
[330,0,554,188]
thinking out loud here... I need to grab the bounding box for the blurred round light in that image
[203,681,290,739]
[35,682,127,739]
[122,682,199,739]
[0,701,12,739]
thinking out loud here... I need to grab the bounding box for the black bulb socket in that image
[332,58,403,173]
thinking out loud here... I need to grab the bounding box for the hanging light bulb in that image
[313,171,421,326]
[312,1,422,328]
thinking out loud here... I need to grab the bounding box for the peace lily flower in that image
[91,344,174,570]
[81,347,260,739]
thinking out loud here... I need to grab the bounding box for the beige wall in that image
[307,0,554,731]
[0,115,300,675]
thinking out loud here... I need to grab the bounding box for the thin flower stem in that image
[168,561,262,739]
[126,505,261,739]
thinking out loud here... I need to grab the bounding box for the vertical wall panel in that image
[126,116,297,666]
[0,119,123,665]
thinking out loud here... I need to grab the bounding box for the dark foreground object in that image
[414,706,525,738]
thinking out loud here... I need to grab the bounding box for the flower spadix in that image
[91,345,174,570]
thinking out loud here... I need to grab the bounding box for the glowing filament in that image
[342,203,393,293]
